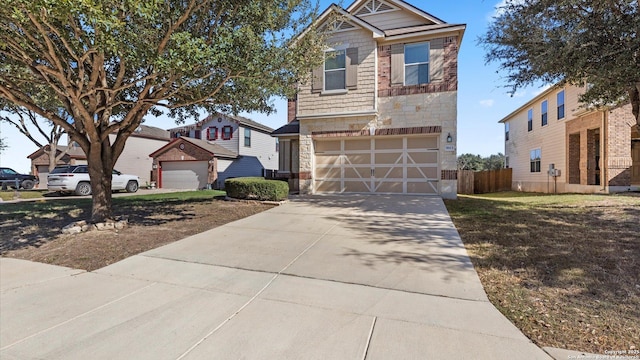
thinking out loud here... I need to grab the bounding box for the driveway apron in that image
[0,195,551,359]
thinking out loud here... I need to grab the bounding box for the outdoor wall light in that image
[446,133,453,143]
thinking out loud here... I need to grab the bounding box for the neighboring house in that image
[27,144,87,187]
[499,84,640,193]
[151,113,277,189]
[272,0,465,198]
[27,125,170,186]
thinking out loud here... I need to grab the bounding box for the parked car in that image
[0,167,38,190]
[47,165,139,195]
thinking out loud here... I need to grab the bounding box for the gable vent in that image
[338,21,356,30]
[354,0,397,16]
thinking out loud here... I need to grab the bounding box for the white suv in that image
[47,165,139,195]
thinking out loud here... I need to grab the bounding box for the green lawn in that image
[444,192,640,353]
[0,190,50,201]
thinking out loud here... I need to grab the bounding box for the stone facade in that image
[277,0,465,198]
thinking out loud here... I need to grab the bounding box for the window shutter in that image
[346,47,358,90]
[311,66,323,93]
[390,44,404,86]
[206,127,211,140]
[430,38,444,82]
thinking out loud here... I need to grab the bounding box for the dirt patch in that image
[1,197,273,271]
[444,193,640,354]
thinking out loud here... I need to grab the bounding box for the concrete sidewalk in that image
[1,195,552,359]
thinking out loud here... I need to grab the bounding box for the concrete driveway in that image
[0,195,551,359]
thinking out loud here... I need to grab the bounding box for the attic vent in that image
[338,21,356,30]
[321,20,357,33]
[354,0,397,16]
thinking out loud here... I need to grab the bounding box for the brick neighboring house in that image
[27,125,170,187]
[272,0,465,198]
[500,84,640,193]
[150,113,277,189]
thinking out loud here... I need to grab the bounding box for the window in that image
[404,42,429,85]
[244,128,251,147]
[557,90,565,119]
[541,100,548,126]
[505,123,510,141]
[207,127,218,141]
[275,138,279,152]
[222,126,233,140]
[530,149,541,172]
[324,50,345,91]
[527,109,533,132]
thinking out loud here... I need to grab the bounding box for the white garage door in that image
[161,161,208,189]
[314,136,439,194]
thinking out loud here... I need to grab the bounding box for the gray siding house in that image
[152,113,277,189]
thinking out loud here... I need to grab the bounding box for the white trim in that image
[383,25,466,43]
[347,0,445,25]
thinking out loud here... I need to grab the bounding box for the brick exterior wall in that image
[288,98,296,123]
[152,141,216,186]
[565,104,634,189]
[568,133,580,184]
[606,104,634,186]
[377,36,458,98]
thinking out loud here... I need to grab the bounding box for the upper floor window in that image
[505,123,510,141]
[557,90,565,119]
[207,127,218,141]
[527,109,533,132]
[275,138,279,153]
[222,126,233,140]
[324,50,346,91]
[404,42,429,85]
[541,100,548,126]
[244,128,251,147]
[530,149,541,172]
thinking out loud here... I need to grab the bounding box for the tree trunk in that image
[86,138,115,223]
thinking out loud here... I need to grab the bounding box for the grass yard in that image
[0,190,274,271]
[444,192,640,354]
[0,189,49,201]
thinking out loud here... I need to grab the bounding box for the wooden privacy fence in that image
[457,168,512,194]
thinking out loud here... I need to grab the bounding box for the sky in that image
[0,0,549,174]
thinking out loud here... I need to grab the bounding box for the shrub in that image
[224,177,288,201]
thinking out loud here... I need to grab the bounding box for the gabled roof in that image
[132,125,170,140]
[149,137,238,159]
[168,112,274,134]
[271,120,300,137]
[296,1,465,45]
[346,0,445,25]
[295,4,385,42]
[27,145,86,160]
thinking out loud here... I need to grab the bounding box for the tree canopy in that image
[481,0,640,125]
[0,0,324,222]
[457,153,505,171]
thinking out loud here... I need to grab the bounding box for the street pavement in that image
[1,195,554,359]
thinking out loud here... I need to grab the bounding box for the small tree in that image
[458,153,485,171]
[481,0,640,126]
[484,153,505,170]
[1,0,325,222]
[0,105,70,172]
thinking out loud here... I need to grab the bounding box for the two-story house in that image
[272,0,465,198]
[500,84,640,193]
[150,113,278,189]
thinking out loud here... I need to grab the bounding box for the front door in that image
[632,141,640,184]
